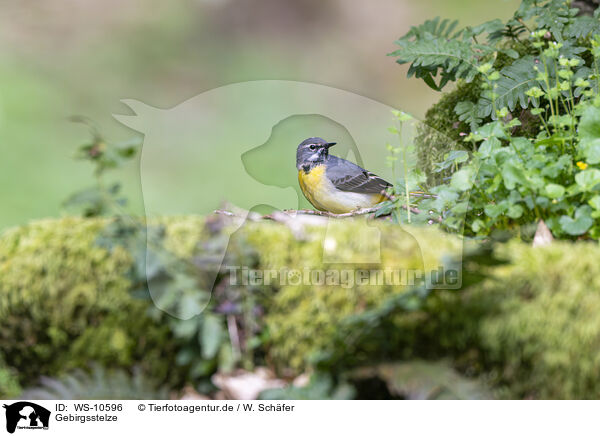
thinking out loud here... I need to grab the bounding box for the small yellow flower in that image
[577,161,588,170]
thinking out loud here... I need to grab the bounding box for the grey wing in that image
[326,156,391,194]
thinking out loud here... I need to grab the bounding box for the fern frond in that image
[391,38,491,91]
[455,101,483,130]
[476,56,541,118]
[20,365,169,400]
[522,0,578,42]
[400,17,461,41]
[564,15,600,39]
[391,14,508,91]
[469,19,506,43]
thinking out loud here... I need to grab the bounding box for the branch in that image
[214,205,420,221]
[289,204,420,218]
[215,202,423,221]
[288,207,383,218]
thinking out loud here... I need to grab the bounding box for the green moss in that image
[416,79,481,185]
[258,222,461,371]
[159,215,208,258]
[413,240,600,399]
[0,217,182,386]
[472,241,600,399]
[0,360,21,399]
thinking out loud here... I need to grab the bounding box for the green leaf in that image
[172,318,200,340]
[450,168,475,191]
[583,142,600,165]
[484,202,508,218]
[507,204,524,219]
[374,201,395,217]
[429,185,459,211]
[455,101,482,130]
[348,361,492,400]
[541,154,570,178]
[502,161,527,190]
[502,48,519,59]
[446,150,469,163]
[544,183,566,199]
[589,195,600,210]
[478,137,501,158]
[579,106,600,164]
[559,206,593,236]
[579,106,600,140]
[532,0,573,42]
[475,121,506,139]
[470,18,504,42]
[575,169,600,192]
[471,219,485,232]
[200,314,224,360]
[176,293,204,320]
[434,150,469,172]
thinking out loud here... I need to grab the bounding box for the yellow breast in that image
[298,165,385,214]
[298,165,328,211]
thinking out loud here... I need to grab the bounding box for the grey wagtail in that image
[296,137,392,214]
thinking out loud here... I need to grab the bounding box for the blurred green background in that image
[0,0,519,230]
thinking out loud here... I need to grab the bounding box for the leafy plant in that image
[259,360,492,400]
[391,0,600,239]
[347,361,492,400]
[259,373,355,400]
[380,110,429,224]
[0,361,21,399]
[20,364,169,400]
[61,121,269,394]
[63,118,140,217]
[390,17,500,91]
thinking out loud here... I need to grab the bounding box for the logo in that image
[2,402,50,434]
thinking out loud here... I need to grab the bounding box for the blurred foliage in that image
[20,364,169,400]
[225,220,600,399]
[94,215,268,394]
[259,373,356,400]
[0,217,181,389]
[62,119,140,217]
[0,358,21,399]
[261,224,460,371]
[3,216,600,398]
[347,361,493,399]
[472,240,600,398]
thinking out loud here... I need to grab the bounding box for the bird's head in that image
[296,137,336,170]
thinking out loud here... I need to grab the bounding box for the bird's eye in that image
[309,145,316,150]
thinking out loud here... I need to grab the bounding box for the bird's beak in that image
[325,142,336,149]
